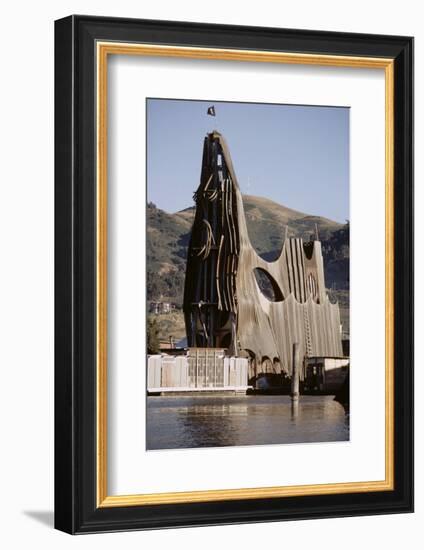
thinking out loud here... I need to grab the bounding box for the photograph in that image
[146,98,350,450]
[52,13,413,535]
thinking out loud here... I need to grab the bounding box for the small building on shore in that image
[149,301,175,315]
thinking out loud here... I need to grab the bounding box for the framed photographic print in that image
[54,15,414,533]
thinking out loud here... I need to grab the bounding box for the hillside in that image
[176,195,342,260]
[146,196,349,309]
[146,203,191,305]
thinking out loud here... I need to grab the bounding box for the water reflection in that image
[146,395,349,450]
[291,399,299,420]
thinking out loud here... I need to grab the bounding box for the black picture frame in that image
[55,15,413,534]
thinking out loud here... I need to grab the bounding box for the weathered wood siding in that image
[147,351,249,391]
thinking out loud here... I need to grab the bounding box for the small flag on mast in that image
[207,105,216,116]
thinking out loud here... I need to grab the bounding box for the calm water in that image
[146,395,349,450]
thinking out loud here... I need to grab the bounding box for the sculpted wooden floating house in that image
[183,131,343,385]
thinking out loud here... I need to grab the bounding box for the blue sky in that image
[147,98,349,223]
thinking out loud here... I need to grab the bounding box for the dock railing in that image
[147,349,249,393]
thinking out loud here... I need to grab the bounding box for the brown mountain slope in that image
[176,195,341,260]
[147,195,347,306]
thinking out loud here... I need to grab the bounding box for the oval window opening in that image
[253,268,284,302]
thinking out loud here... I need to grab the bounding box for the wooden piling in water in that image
[291,343,300,401]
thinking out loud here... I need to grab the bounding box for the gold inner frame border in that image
[96,41,395,508]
